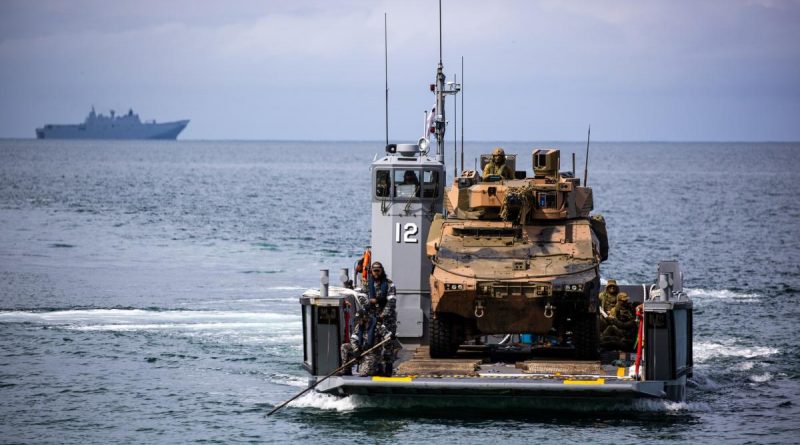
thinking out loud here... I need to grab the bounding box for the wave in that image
[749,372,774,383]
[0,308,300,333]
[288,391,359,412]
[694,340,778,363]
[269,373,309,388]
[686,288,760,302]
[266,286,307,291]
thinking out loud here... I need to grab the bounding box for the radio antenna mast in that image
[460,56,464,173]
[384,13,389,148]
[453,73,457,180]
[583,125,591,186]
[434,0,446,163]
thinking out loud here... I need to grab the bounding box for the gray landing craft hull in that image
[315,375,667,399]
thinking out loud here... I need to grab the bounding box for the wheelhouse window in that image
[375,170,391,198]
[394,170,420,198]
[422,170,440,198]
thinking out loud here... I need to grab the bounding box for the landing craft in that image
[284,1,693,412]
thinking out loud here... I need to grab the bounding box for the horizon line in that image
[2,137,799,144]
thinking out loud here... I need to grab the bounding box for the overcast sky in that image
[1,0,798,141]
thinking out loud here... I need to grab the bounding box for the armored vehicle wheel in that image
[429,313,461,358]
[573,312,600,359]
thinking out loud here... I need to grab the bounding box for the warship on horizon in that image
[35,107,189,140]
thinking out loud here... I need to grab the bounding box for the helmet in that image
[618,292,629,301]
[492,147,505,157]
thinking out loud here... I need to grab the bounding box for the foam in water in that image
[749,372,774,383]
[0,308,297,323]
[269,373,308,388]
[285,391,703,413]
[0,309,300,337]
[686,288,760,303]
[288,391,359,412]
[694,340,778,363]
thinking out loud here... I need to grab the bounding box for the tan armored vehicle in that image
[426,149,608,358]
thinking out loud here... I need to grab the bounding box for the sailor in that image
[403,170,420,186]
[364,261,399,376]
[482,147,514,179]
[340,308,364,376]
[600,292,637,350]
[402,170,420,197]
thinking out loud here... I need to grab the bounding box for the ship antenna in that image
[583,125,591,186]
[384,13,389,148]
[453,72,457,179]
[460,56,464,173]
[434,0,446,164]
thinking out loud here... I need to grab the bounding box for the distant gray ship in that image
[36,107,189,140]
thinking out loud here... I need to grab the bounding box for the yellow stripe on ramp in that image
[371,376,413,382]
[563,378,605,385]
[617,367,626,377]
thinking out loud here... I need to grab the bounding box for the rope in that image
[634,304,645,379]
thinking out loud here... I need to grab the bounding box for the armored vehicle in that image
[426,149,608,358]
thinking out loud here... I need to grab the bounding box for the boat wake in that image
[286,392,705,414]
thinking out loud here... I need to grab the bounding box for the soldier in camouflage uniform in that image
[482,147,514,179]
[340,308,369,376]
[364,261,399,376]
[598,279,620,334]
[600,292,637,350]
[339,261,398,376]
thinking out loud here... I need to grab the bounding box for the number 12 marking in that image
[395,222,419,243]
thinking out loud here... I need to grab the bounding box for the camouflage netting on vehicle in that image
[500,184,537,223]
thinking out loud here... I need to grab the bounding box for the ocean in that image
[1,139,798,444]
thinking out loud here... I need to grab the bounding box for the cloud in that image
[1,0,798,140]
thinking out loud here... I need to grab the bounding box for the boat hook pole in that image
[267,337,392,416]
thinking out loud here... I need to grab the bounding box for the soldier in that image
[600,292,637,350]
[598,279,620,335]
[482,147,514,179]
[599,279,620,314]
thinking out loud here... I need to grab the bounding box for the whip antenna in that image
[583,125,591,186]
[453,73,457,180]
[384,13,389,148]
[460,56,464,173]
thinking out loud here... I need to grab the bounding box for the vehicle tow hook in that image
[544,302,555,319]
[474,301,485,318]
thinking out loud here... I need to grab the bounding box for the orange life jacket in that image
[361,250,371,281]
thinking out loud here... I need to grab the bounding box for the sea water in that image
[1,140,798,443]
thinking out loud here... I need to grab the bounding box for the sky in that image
[0,0,798,141]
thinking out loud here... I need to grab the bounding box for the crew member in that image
[598,279,621,335]
[363,261,398,376]
[600,292,637,350]
[482,147,514,179]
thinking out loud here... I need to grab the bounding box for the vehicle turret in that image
[445,149,593,222]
